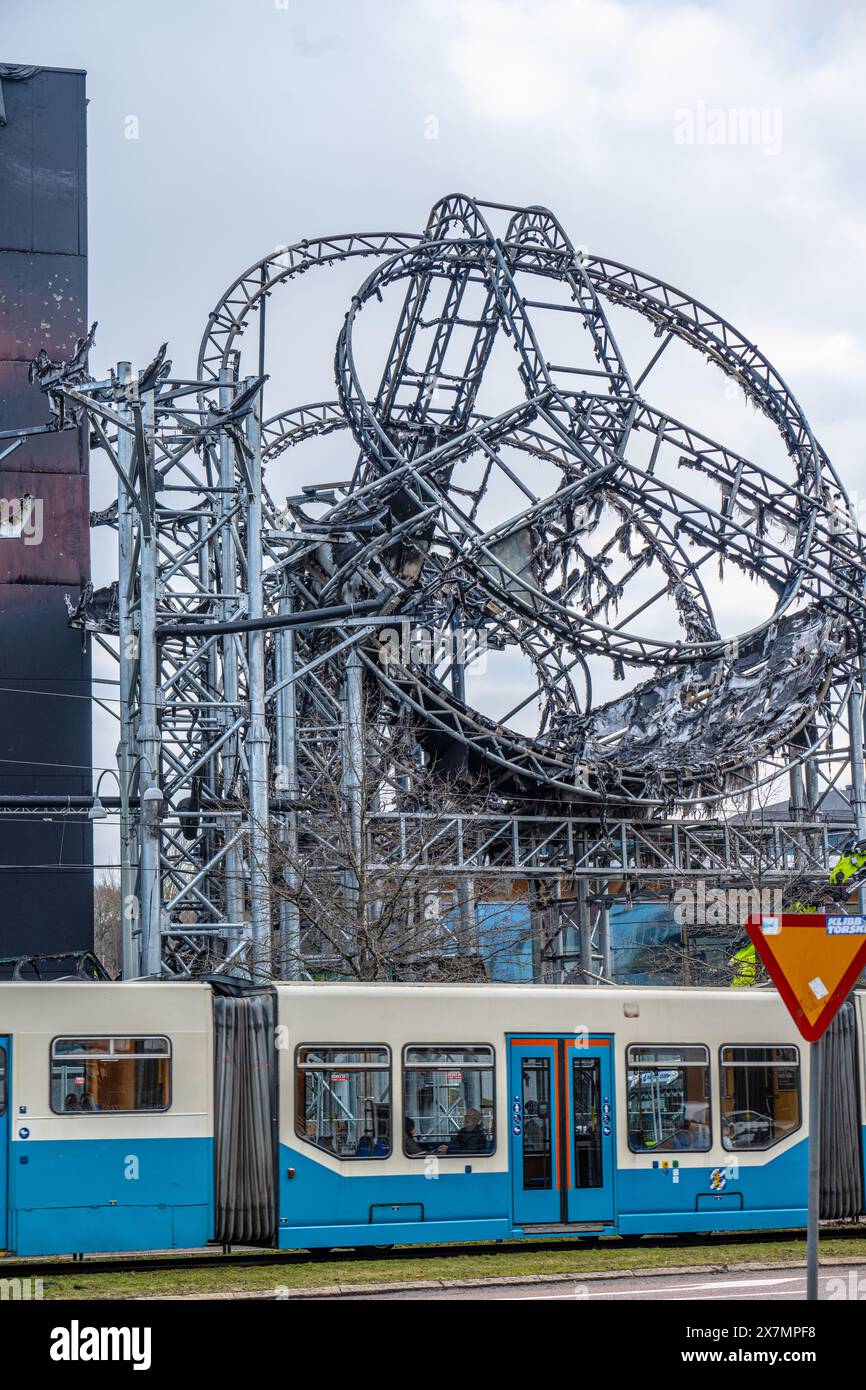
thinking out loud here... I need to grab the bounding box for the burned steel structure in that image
[34,194,866,980]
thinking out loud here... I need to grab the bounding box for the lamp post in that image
[89,756,163,979]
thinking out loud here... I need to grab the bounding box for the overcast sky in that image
[6,0,865,439]
[5,0,866,862]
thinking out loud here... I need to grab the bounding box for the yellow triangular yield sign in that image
[746,912,866,1040]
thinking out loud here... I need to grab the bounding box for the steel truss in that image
[355,812,852,882]
[29,194,866,980]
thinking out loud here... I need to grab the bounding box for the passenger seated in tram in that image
[669,1111,710,1150]
[437,1107,491,1155]
[404,1118,425,1154]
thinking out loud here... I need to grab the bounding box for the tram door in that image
[0,1040,8,1250]
[508,1037,615,1228]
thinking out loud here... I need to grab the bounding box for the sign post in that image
[745,911,866,1301]
[806,1035,822,1302]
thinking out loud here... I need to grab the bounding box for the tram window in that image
[50,1037,171,1113]
[627,1045,711,1153]
[0,1046,5,1115]
[295,1046,391,1159]
[403,1046,496,1157]
[720,1045,800,1151]
[573,1057,603,1188]
[521,1057,552,1188]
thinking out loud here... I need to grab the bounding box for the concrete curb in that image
[135,1253,866,1300]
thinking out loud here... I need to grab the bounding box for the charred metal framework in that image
[28,194,866,979]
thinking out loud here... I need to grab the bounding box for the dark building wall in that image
[0,65,92,959]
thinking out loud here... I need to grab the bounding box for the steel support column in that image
[848,674,866,914]
[137,388,163,976]
[218,365,245,960]
[244,381,272,977]
[116,361,138,978]
[275,584,302,977]
[342,644,365,944]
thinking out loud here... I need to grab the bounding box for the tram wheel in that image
[619,1234,644,1245]
[306,1248,334,1259]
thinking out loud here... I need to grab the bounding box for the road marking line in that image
[508,1283,810,1302]
[505,1275,807,1301]
[585,1275,803,1295]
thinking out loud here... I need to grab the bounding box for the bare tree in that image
[261,725,536,981]
[93,868,121,977]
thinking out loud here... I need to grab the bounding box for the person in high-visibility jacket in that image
[828,835,866,892]
[786,834,866,913]
[729,940,757,987]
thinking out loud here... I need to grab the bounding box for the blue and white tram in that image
[0,979,862,1257]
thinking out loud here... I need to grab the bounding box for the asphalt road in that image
[323,1263,864,1300]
